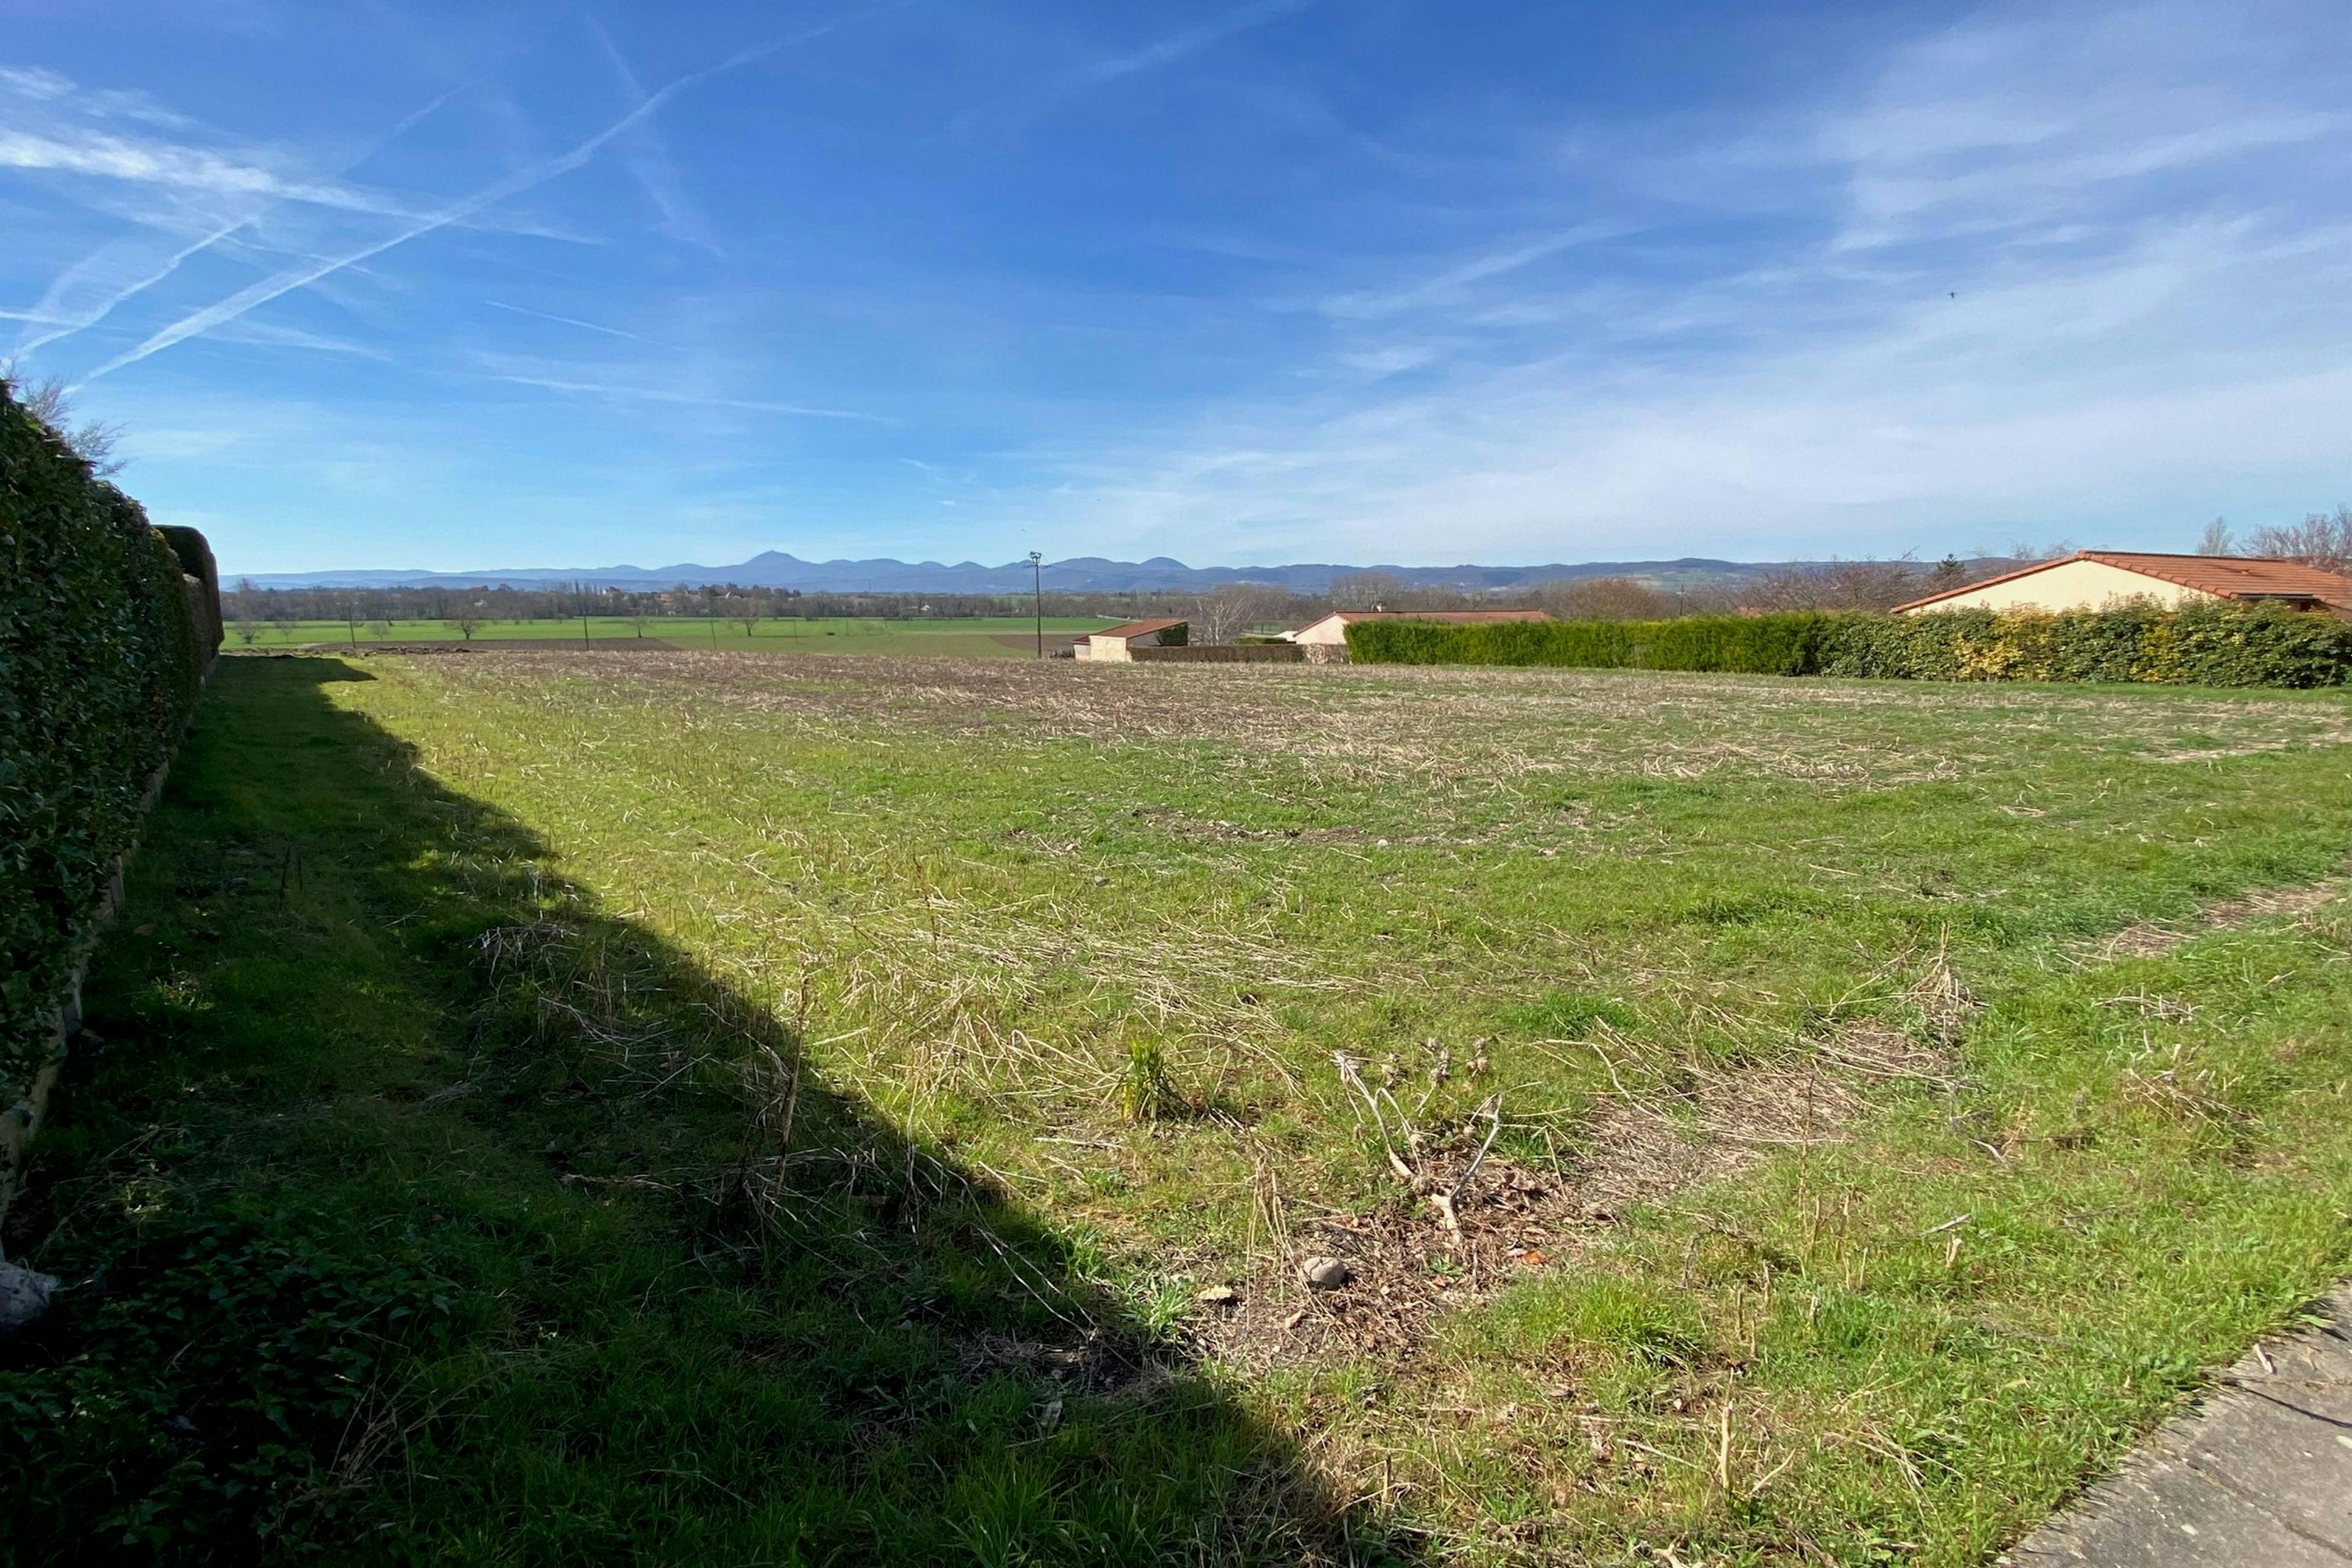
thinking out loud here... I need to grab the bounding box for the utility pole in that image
[1029,551,1044,659]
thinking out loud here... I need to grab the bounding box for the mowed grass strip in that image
[7,649,2351,1565]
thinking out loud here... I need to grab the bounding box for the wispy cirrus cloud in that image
[73,20,844,383]
[1065,0,1318,88]
[204,314,392,360]
[11,217,254,356]
[486,370,889,422]
[1012,0,2352,563]
[0,67,573,361]
[587,20,723,255]
[1317,222,1632,321]
[0,127,435,216]
[0,64,192,128]
[957,0,1324,134]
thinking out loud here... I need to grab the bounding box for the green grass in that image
[7,650,2352,1564]
[227,614,1112,658]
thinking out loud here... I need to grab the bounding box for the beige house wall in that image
[1290,614,1352,646]
[1076,630,1174,661]
[1902,559,2218,615]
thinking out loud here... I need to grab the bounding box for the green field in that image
[226,614,1113,658]
[10,649,2352,1564]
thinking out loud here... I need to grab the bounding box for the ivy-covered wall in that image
[2,383,217,1199]
[1346,603,2352,688]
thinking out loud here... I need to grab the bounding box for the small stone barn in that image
[1074,617,1189,661]
[1893,552,2352,619]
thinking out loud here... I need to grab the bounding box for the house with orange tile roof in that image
[1892,552,2352,619]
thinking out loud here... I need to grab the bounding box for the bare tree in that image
[1535,576,1673,621]
[2195,517,2236,556]
[733,604,763,639]
[627,612,652,639]
[451,608,486,642]
[1327,570,1408,610]
[230,579,263,646]
[1825,557,1929,611]
[1,360,126,475]
[1744,557,1923,613]
[2245,505,2352,575]
[1189,583,1279,644]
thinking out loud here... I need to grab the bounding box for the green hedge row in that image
[1345,603,2352,688]
[1817,601,2352,687]
[2,385,216,1099]
[1344,612,1832,674]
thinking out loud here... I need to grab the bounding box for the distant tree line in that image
[217,509,2352,647]
[217,580,1341,642]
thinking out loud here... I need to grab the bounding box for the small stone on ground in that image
[1301,1256,1350,1290]
[0,1260,59,1335]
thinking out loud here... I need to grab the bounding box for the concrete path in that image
[2001,1287,2352,1565]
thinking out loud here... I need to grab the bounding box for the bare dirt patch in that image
[2087,861,2350,962]
[1197,1142,1595,1371]
[1199,1029,1955,1372]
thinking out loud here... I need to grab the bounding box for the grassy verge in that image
[6,650,2351,1564]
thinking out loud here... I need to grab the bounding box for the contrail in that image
[481,299,646,340]
[1070,0,1317,86]
[15,214,251,359]
[487,372,889,422]
[78,23,837,385]
[587,18,723,254]
[13,93,455,362]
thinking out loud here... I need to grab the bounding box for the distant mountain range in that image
[228,551,1874,595]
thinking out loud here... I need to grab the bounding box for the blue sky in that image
[4,0,2348,573]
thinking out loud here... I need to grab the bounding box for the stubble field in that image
[12,648,2352,1565]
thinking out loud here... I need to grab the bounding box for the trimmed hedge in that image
[1344,612,1833,674]
[2,384,216,1109]
[1346,603,2352,688]
[1817,601,2352,688]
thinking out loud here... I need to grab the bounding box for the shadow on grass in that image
[1,656,1416,1566]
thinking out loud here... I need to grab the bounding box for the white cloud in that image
[1008,0,2352,562]
[0,128,429,214]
